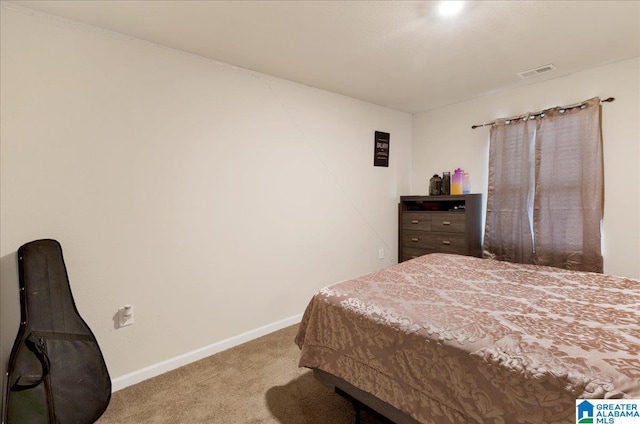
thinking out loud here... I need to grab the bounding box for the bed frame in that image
[313,368,419,424]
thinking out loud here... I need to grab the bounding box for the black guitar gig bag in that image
[4,239,111,423]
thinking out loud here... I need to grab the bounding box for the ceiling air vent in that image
[516,64,556,79]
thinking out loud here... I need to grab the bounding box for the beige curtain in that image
[483,116,535,264]
[534,97,603,272]
[484,97,604,272]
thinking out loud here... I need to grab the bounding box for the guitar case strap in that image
[4,239,111,423]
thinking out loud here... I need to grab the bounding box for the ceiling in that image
[8,0,640,113]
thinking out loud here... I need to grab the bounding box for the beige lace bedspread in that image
[295,253,640,424]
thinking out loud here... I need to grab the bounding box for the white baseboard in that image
[110,313,303,392]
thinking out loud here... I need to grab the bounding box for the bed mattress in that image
[295,253,640,423]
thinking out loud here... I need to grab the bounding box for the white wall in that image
[0,5,412,393]
[413,57,640,279]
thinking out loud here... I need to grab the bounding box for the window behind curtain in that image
[484,97,604,273]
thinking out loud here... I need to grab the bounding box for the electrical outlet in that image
[378,248,385,259]
[118,304,134,328]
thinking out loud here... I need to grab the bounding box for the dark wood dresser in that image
[398,194,482,262]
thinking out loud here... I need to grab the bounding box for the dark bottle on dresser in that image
[442,172,451,195]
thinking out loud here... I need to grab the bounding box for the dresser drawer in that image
[402,247,468,261]
[402,231,467,254]
[402,212,431,231]
[402,247,431,261]
[430,213,466,233]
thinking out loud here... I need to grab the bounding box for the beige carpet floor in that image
[97,324,388,424]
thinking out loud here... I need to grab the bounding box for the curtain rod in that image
[471,97,615,129]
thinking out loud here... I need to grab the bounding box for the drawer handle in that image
[411,237,419,242]
[411,220,419,224]
[442,221,451,225]
[442,240,451,245]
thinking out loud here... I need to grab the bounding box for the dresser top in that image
[400,194,480,202]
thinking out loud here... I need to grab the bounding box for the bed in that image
[295,253,640,424]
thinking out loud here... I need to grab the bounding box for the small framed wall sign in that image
[374,131,390,167]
